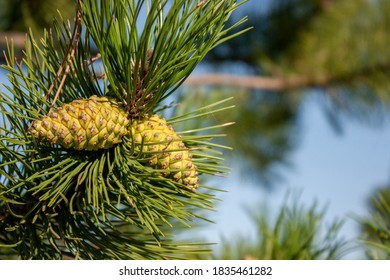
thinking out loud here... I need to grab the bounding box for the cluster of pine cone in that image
[29,95,199,191]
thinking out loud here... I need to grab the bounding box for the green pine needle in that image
[0,0,247,259]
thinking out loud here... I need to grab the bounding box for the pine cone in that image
[131,114,199,191]
[29,95,129,150]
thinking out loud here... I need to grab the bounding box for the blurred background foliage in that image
[183,0,390,188]
[215,193,348,260]
[1,0,390,259]
[358,186,390,259]
[0,0,74,34]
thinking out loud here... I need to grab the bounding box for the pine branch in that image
[43,0,83,114]
[0,0,247,259]
[81,0,249,117]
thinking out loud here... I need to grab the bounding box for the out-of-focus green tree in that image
[0,0,75,60]
[0,0,74,33]
[207,0,390,95]
[358,186,390,259]
[182,0,390,188]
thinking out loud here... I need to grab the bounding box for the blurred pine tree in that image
[214,192,348,260]
[359,186,390,259]
[183,0,390,187]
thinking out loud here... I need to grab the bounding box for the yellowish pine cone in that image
[131,114,199,191]
[29,95,129,150]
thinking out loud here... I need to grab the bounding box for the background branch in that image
[184,74,310,91]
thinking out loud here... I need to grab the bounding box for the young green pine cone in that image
[131,114,199,191]
[29,95,129,150]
